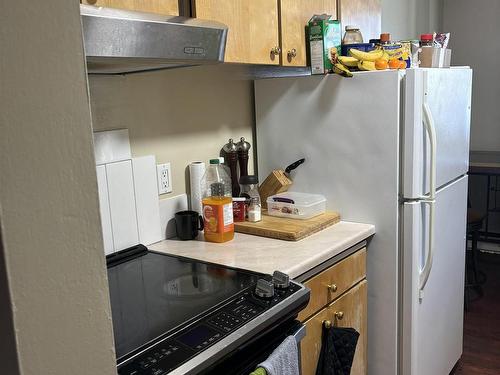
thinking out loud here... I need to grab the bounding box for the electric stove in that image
[106,245,310,375]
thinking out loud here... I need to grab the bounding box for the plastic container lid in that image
[420,34,433,41]
[239,175,259,185]
[209,158,220,164]
[345,25,359,31]
[267,192,326,206]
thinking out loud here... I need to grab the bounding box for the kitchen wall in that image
[88,65,255,198]
[444,0,500,152]
[0,0,116,374]
[381,0,443,40]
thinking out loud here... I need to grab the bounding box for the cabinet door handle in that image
[270,46,281,56]
[323,311,344,329]
[327,284,338,293]
[287,48,297,58]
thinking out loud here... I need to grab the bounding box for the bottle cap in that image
[345,25,359,31]
[209,159,220,165]
[239,175,259,185]
[420,33,433,41]
[380,33,391,43]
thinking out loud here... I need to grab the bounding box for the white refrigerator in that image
[254,68,472,375]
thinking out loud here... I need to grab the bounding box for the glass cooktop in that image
[106,247,260,361]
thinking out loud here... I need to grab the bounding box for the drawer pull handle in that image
[327,284,338,293]
[334,311,344,320]
[323,320,332,329]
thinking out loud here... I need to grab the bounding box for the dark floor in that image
[452,251,500,374]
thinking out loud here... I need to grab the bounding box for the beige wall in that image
[89,65,255,197]
[0,1,116,374]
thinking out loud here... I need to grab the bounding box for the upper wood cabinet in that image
[279,0,337,67]
[81,0,180,16]
[192,0,280,65]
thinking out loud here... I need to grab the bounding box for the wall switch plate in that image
[157,163,172,194]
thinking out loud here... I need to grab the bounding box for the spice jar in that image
[247,197,262,223]
[232,197,246,222]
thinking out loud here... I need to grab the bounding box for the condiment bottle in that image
[201,159,234,243]
[236,137,251,179]
[420,34,433,47]
[380,33,391,45]
[247,197,262,223]
[222,138,240,197]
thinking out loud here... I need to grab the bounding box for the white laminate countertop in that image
[149,221,375,279]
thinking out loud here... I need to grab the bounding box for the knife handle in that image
[284,158,305,175]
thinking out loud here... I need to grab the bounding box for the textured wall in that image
[0,1,116,374]
[444,0,500,152]
[89,65,255,197]
[381,0,443,40]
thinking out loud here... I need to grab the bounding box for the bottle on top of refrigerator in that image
[201,159,234,243]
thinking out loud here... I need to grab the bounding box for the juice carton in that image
[308,14,341,75]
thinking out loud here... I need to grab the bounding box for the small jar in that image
[232,197,246,222]
[342,26,363,45]
[247,197,262,223]
[420,34,433,47]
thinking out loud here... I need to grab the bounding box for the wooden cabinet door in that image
[301,280,367,375]
[81,0,179,16]
[193,0,280,65]
[298,248,366,321]
[279,0,337,67]
[339,0,381,41]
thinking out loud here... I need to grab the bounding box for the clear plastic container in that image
[267,192,326,220]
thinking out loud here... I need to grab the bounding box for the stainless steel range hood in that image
[80,5,228,74]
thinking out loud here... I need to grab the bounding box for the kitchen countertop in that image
[149,221,375,279]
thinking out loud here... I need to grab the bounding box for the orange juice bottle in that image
[202,159,234,243]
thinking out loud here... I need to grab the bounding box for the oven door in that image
[202,318,306,375]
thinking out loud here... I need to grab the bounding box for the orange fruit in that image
[399,60,407,69]
[388,59,400,70]
[375,59,388,70]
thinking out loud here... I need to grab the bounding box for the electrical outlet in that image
[157,163,172,194]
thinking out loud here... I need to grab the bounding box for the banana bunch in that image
[338,48,389,71]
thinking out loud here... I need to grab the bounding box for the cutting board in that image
[234,211,340,241]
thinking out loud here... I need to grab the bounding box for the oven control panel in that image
[117,274,301,375]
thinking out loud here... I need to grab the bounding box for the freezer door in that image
[401,176,467,375]
[403,68,472,199]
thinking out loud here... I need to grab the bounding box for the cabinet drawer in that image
[301,280,367,375]
[298,248,366,321]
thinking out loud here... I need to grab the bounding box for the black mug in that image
[175,210,204,240]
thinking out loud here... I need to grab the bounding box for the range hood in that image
[80,5,228,74]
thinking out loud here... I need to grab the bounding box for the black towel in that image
[315,325,360,375]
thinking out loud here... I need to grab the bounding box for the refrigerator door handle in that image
[419,101,437,299]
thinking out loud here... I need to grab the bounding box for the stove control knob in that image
[255,279,274,299]
[272,271,290,289]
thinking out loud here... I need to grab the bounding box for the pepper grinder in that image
[236,137,251,178]
[222,138,240,197]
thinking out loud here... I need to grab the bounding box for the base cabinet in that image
[299,248,367,375]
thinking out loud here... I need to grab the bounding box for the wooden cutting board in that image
[234,211,340,241]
